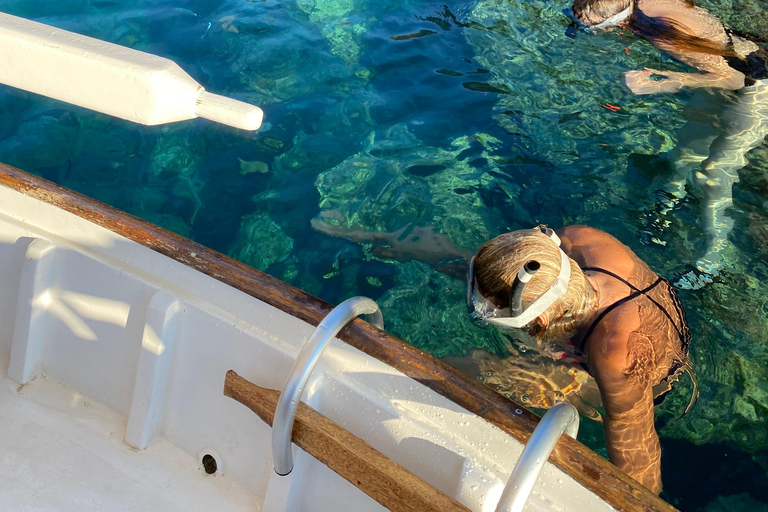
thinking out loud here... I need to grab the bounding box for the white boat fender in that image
[0,12,263,131]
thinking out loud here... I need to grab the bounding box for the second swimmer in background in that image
[571,0,768,288]
[313,216,696,494]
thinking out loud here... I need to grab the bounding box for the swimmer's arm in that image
[625,67,745,94]
[625,50,745,94]
[667,69,744,90]
[589,330,663,494]
[626,3,745,94]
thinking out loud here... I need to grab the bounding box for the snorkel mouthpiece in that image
[510,260,541,317]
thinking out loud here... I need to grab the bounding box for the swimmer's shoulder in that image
[636,0,707,21]
[558,225,609,242]
[558,225,644,276]
[557,225,631,256]
[635,0,729,42]
[636,0,693,16]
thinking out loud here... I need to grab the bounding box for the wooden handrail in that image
[0,163,679,512]
[224,370,472,512]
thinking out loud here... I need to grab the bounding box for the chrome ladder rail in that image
[271,296,384,476]
[495,401,580,512]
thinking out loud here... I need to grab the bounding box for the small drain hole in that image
[202,453,218,475]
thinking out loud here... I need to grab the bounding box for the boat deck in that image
[0,362,256,511]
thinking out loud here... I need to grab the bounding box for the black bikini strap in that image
[582,267,685,340]
[578,276,664,352]
[582,266,641,291]
[581,268,695,416]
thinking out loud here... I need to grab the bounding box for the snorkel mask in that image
[566,4,632,33]
[589,6,632,30]
[466,227,571,329]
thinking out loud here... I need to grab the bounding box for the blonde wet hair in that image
[474,228,593,342]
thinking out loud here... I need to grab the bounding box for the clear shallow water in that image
[1,0,767,509]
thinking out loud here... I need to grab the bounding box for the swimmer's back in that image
[558,226,690,387]
[557,225,657,355]
[636,0,728,44]
[634,0,746,76]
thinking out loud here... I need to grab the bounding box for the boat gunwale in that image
[0,162,678,512]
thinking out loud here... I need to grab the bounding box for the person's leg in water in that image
[644,91,721,248]
[643,93,717,260]
[676,81,768,289]
[657,92,722,214]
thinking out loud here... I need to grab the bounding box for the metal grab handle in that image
[272,296,384,476]
[495,402,580,512]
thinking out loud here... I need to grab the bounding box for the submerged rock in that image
[229,212,294,271]
[0,108,80,172]
[294,0,370,64]
[315,124,502,251]
[209,7,369,105]
[239,159,270,175]
[659,348,768,452]
[150,131,197,179]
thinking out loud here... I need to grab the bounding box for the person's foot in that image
[673,242,728,289]
[673,267,714,290]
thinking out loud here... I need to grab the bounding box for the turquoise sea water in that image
[1,0,767,509]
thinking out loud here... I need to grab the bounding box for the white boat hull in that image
[0,166,669,512]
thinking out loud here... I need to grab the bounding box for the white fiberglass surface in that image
[0,216,25,363]
[0,362,257,512]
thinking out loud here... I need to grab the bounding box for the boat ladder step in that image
[265,294,579,512]
[495,401,580,512]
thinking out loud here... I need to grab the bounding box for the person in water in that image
[467,225,692,494]
[313,216,694,494]
[571,0,768,288]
